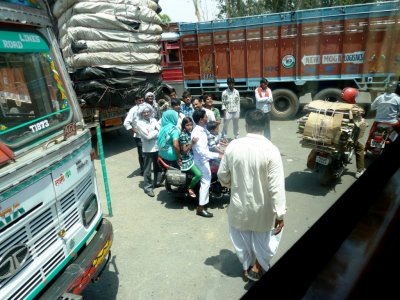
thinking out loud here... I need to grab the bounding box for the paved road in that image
[82,112,372,300]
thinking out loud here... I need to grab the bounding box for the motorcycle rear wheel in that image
[320,166,334,186]
[165,179,172,192]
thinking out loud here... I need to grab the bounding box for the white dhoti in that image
[229,225,282,271]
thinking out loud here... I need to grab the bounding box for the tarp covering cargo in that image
[50,0,163,108]
[60,28,161,50]
[297,100,366,151]
[56,2,161,26]
[52,0,160,18]
[59,14,162,35]
[62,40,161,56]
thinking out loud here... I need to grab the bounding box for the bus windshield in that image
[0,30,72,149]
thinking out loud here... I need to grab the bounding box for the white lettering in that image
[344,52,365,64]
[302,55,320,65]
[2,40,23,49]
[28,120,50,133]
[18,34,40,43]
[322,54,342,64]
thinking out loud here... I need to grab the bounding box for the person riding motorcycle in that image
[365,81,400,151]
[307,87,366,179]
[340,87,367,178]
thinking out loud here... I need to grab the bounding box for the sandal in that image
[187,189,197,198]
[247,269,263,282]
[242,266,252,282]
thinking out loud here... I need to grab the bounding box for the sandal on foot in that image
[242,266,252,282]
[188,189,197,198]
[247,269,263,282]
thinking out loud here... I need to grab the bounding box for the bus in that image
[0,0,113,299]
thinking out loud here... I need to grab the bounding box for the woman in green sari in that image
[157,110,181,168]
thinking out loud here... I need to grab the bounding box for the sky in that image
[158,0,219,22]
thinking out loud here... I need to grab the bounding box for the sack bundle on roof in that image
[50,0,163,107]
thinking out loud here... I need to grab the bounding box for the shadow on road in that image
[285,170,336,196]
[204,249,255,291]
[156,189,230,211]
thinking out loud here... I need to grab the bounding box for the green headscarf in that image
[158,110,179,156]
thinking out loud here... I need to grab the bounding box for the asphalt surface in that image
[82,112,372,300]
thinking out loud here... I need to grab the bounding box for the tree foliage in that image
[160,14,171,24]
[216,0,393,18]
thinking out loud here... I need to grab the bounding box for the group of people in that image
[122,77,399,284]
[123,79,286,282]
[124,88,226,217]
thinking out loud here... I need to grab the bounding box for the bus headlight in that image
[82,194,98,227]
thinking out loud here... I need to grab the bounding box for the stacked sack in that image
[51,0,163,107]
[297,100,366,152]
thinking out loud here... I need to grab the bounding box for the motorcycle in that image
[365,122,399,156]
[157,156,230,199]
[307,137,355,186]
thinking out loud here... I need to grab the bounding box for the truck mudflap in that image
[39,218,113,299]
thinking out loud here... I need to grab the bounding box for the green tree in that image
[216,0,393,17]
[160,14,171,24]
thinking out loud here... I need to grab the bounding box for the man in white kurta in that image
[217,109,286,282]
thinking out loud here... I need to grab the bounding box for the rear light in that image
[374,136,383,143]
[0,141,15,166]
[317,151,329,157]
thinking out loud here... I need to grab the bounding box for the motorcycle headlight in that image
[82,194,98,227]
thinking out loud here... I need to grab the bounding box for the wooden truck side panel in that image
[179,2,399,85]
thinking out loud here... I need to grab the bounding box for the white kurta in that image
[217,133,286,232]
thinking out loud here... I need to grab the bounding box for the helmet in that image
[341,87,359,104]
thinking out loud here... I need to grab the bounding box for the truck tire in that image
[313,88,342,102]
[271,89,299,120]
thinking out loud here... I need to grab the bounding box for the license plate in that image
[371,139,385,149]
[316,155,330,166]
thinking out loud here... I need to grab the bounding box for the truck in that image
[0,0,113,299]
[49,0,164,133]
[161,1,400,119]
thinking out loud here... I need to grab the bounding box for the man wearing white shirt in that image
[192,98,216,122]
[221,77,241,139]
[217,109,286,282]
[191,109,222,218]
[255,78,273,140]
[136,104,161,197]
[123,96,145,175]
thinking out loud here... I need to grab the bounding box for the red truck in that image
[161,1,400,119]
